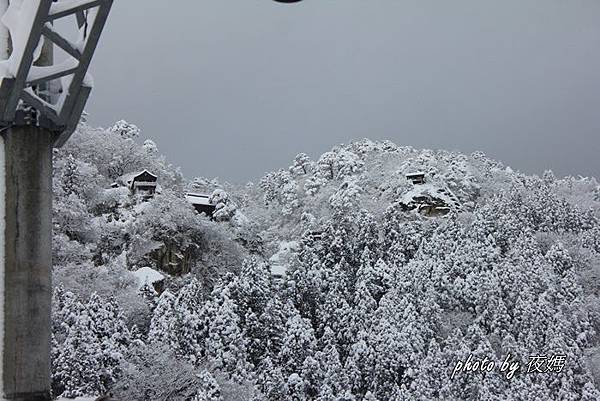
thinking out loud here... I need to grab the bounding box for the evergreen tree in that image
[109,119,140,139]
[290,153,313,175]
[191,370,222,401]
[257,357,287,401]
[258,296,287,358]
[52,292,131,398]
[317,327,346,398]
[344,331,375,398]
[410,339,449,400]
[210,189,238,222]
[206,292,250,381]
[53,312,104,397]
[175,278,205,364]
[300,356,322,400]
[279,313,317,375]
[148,290,180,350]
[285,373,308,401]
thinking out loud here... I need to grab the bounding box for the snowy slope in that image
[49,128,600,400]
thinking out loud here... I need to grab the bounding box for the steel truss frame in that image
[0,0,113,146]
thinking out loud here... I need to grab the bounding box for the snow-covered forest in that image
[51,119,600,400]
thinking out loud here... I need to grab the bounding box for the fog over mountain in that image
[87,0,600,183]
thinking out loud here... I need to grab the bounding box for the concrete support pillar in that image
[1,126,53,401]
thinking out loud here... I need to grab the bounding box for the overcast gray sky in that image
[86,0,600,183]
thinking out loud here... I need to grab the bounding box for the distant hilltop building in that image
[399,183,460,217]
[406,171,426,185]
[113,170,159,200]
[185,192,216,217]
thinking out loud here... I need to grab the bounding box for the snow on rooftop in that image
[118,170,157,186]
[132,266,164,291]
[137,169,157,178]
[400,183,459,206]
[185,192,213,206]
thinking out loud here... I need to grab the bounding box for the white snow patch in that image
[0,0,44,77]
[132,266,164,291]
[269,241,299,278]
[400,183,459,206]
[49,0,98,16]
[270,264,287,278]
[269,241,299,264]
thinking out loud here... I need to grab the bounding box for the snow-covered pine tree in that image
[290,153,313,175]
[175,278,206,364]
[191,370,222,401]
[52,292,131,398]
[109,119,140,140]
[206,291,250,381]
[53,311,104,397]
[344,331,375,398]
[210,188,238,222]
[148,290,180,350]
[279,312,317,375]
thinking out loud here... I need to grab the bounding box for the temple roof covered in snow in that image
[185,192,213,206]
[132,266,164,291]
